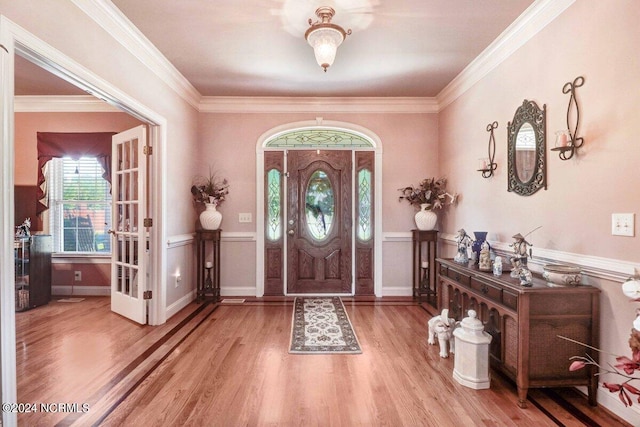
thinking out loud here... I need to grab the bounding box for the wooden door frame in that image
[1,18,167,425]
[256,119,383,297]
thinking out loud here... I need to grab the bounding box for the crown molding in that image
[199,97,439,114]
[73,0,572,114]
[437,0,575,109]
[14,95,120,112]
[71,0,201,109]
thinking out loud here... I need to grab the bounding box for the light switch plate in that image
[239,213,252,223]
[612,213,635,236]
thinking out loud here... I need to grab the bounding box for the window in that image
[357,168,372,241]
[266,168,282,241]
[47,157,112,253]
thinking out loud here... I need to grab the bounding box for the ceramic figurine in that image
[509,233,533,286]
[454,228,473,264]
[15,217,31,239]
[493,256,503,276]
[478,240,491,271]
[427,308,459,358]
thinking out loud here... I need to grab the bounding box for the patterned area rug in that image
[289,297,362,354]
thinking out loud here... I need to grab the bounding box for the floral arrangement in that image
[562,277,640,407]
[398,177,458,210]
[191,167,229,206]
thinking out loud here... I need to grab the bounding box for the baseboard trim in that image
[381,286,413,297]
[52,285,110,296]
[221,287,257,297]
[166,290,197,319]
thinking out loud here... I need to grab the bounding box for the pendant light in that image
[305,7,351,72]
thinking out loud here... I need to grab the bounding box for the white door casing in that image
[2,15,168,427]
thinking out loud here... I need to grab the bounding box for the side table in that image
[195,229,221,302]
[412,229,437,312]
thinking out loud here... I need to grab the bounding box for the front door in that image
[287,150,352,294]
[110,125,148,324]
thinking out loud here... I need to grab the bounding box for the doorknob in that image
[288,230,294,235]
[108,229,116,235]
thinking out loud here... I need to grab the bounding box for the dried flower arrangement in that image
[190,167,229,206]
[398,177,458,210]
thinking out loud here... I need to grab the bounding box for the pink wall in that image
[52,263,109,288]
[15,111,142,289]
[197,112,439,232]
[438,1,640,419]
[438,1,639,262]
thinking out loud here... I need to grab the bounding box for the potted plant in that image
[398,177,457,230]
[191,167,229,230]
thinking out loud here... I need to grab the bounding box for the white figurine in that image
[478,240,491,271]
[493,256,503,276]
[428,308,458,358]
[15,217,31,239]
[454,228,473,264]
[509,232,533,286]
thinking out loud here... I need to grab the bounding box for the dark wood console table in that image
[195,229,221,302]
[436,258,600,407]
[412,230,438,313]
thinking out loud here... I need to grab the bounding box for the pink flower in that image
[622,383,640,396]
[614,356,640,375]
[569,360,586,371]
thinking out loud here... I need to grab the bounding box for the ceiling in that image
[15,0,536,98]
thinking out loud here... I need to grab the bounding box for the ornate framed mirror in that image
[507,100,547,196]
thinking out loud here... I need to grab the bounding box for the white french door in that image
[110,125,148,324]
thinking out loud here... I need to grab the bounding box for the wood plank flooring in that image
[15,297,630,426]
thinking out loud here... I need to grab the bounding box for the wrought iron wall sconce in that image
[478,121,498,178]
[551,76,585,160]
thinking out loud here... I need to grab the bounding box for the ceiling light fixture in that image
[305,7,351,72]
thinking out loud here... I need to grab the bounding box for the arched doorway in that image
[255,119,383,297]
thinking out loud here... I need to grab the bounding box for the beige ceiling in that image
[16,0,536,98]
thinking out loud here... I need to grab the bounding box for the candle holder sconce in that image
[478,121,498,178]
[551,76,585,160]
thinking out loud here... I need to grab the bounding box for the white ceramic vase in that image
[415,203,437,230]
[199,203,222,230]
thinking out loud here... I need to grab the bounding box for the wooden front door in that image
[287,150,352,294]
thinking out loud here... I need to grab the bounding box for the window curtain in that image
[36,132,116,216]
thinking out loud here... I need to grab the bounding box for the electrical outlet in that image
[239,213,252,223]
[74,271,82,281]
[612,213,635,236]
[175,273,182,288]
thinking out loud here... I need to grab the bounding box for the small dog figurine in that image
[428,308,458,358]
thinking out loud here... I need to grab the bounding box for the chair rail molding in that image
[440,233,639,283]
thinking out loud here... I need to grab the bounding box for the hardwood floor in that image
[15,297,629,426]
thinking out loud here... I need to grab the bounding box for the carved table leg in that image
[588,375,598,406]
[517,387,528,408]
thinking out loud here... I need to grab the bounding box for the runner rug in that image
[289,297,362,354]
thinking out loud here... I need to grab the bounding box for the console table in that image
[436,258,600,407]
[195,229,221,302]
[412,230,438,312]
